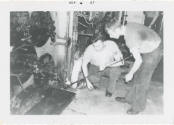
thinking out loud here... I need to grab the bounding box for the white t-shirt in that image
[83,40,123,69]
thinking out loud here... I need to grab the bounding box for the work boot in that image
[115,97,127,103]
[105,90,112,97]
[127,108,140,115]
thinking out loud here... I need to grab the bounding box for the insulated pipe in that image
[49,12,68,66]
[66,12,75,79]
[50,12,69,81]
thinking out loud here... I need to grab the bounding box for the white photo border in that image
[0,1,174,124]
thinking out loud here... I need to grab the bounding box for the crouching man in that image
[105,21,162,114]
[82,33,124,97]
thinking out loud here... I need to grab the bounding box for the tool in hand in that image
[66,54,133,88]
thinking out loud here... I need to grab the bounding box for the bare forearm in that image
[150,12,159,26]
[82,62,91,84]
[71,58,82,82]
[82,62,89,78]
[129,59,142,75]
[82,65,88,77]
[129,48,142,75]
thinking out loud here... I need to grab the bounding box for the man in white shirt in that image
[70,33,124,97]
[105,21,162,114]
[82,37,124,95]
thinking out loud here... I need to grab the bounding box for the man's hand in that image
[148,25,152,28]
[86,79,94,90]
[99,64,106,71]
[125,73,133,82]
[72,83,78,89]
[114,54,122,61]
[126,48,142,82]
[113,51,124,66]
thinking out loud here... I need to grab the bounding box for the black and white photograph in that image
[10,11,164,115]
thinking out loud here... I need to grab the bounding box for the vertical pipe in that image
[50,11,69,82]
[66,12,74,79]
[118,11,122,24]
[57,12,68,38]
[70,12,78,81]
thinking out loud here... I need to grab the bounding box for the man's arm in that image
[125,48,142,82]
[149,12,159,28]
[70,57,83,88]
[82,48,94,89]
